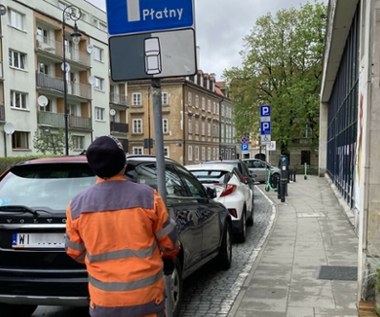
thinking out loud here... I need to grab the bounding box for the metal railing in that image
[110,122,128,133]
[110,93,128,106]
[38,111,91,130]
[36,35,91,67]
[36,73,92,99]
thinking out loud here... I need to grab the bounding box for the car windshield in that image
[0,164,96,212]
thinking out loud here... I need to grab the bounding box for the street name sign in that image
[106,0,194,35]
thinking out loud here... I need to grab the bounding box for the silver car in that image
[242,158,280,184]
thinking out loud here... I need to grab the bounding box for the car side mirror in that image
[206,187,217,199]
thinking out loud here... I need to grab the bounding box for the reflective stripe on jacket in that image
[65,175,178,317]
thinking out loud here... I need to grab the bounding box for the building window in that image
[201,147,206,161]
[195,120,199,135]
[188,145,193,161]
[133,147,143,155]
[207,100,211,112]
[201,121,205,136]
[38,62,49,74]
[188,117,192,134]
[132,119,143,134]
[194,146,199,161]
[94,77,104,91]
[9,49,26,70]
[188,92,192,106]
[163,119,169,134]
[95,107,105,121]
[201,97,206,110]
[10,90,27,109]
[12,131,29,149]
[72,135,85,151]
[162,92,169,105]
[195,95,199,108]
[93,46,104,62]
[207,147,211,160]
[132,92,142,106]
[164,146,170,157]
[8,9,24,30]
[208,122,211,136]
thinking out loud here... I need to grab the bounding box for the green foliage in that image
[0,155,43,175]
[224,1,327,152]
[33,128,67,155]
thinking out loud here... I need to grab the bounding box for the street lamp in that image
[62,5,81,155]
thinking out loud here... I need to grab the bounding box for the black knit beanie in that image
[86,136,126,178]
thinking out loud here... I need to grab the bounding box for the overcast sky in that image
[87,0,322,81]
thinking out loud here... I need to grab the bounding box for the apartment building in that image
[0,0,128,157]
[127,71,236,165]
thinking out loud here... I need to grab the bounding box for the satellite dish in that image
[88,76,95,85]
[0,5,6,16]
[4,122,15,135]
[109,109,116,116]
[87,44,94,54]
[37,95,48,107]
[61,62,70,73]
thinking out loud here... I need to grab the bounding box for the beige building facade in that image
[127,72,236,165]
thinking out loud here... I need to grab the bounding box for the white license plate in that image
[12,233,65,249]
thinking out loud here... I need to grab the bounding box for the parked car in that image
[186,163,253,242]
[0,155,232,317]
[242,158,281,186]
[203,159,255,204]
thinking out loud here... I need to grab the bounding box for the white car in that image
[186,163,253,243]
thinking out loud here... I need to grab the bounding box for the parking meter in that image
[279,155,289,202]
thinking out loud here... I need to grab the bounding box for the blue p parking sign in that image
[260,105,271,117]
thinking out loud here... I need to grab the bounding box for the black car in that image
[0,155,232,317]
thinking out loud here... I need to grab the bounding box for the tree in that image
[224,1,327,153]
[33,128,67,155]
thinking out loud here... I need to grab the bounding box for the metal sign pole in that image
[152,78,173,317]
[151,78,166,203]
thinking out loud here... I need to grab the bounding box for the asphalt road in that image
[31,184,275,317]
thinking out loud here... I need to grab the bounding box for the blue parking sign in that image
[241,143,249,151]
[260,105,271,117]
[260,121,271,135]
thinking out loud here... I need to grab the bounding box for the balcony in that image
[38,111,92,131]
[36,73,92,99]
[110,93,128,106]
[36,36,91,67]
[111,122,129,133]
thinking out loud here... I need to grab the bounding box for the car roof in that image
[185,163,236,172]
[17,155,88,166]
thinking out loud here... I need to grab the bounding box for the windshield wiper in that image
[0,205,41,217]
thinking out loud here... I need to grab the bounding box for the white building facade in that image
[0,0,128,156]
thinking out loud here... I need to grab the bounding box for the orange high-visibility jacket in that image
[65,175,179,317]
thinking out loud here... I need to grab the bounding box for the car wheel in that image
[166,258,183,317]
[216,221,232,270]
[247,207,254,226]
[270,173,280,188]
[236,209,247,243]
[0,303,38,317]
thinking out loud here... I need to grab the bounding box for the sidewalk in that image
[228,175,359,317]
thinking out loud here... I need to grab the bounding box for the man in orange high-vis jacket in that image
[65,135,180,317]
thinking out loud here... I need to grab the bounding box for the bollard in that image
[304,163,308,180]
